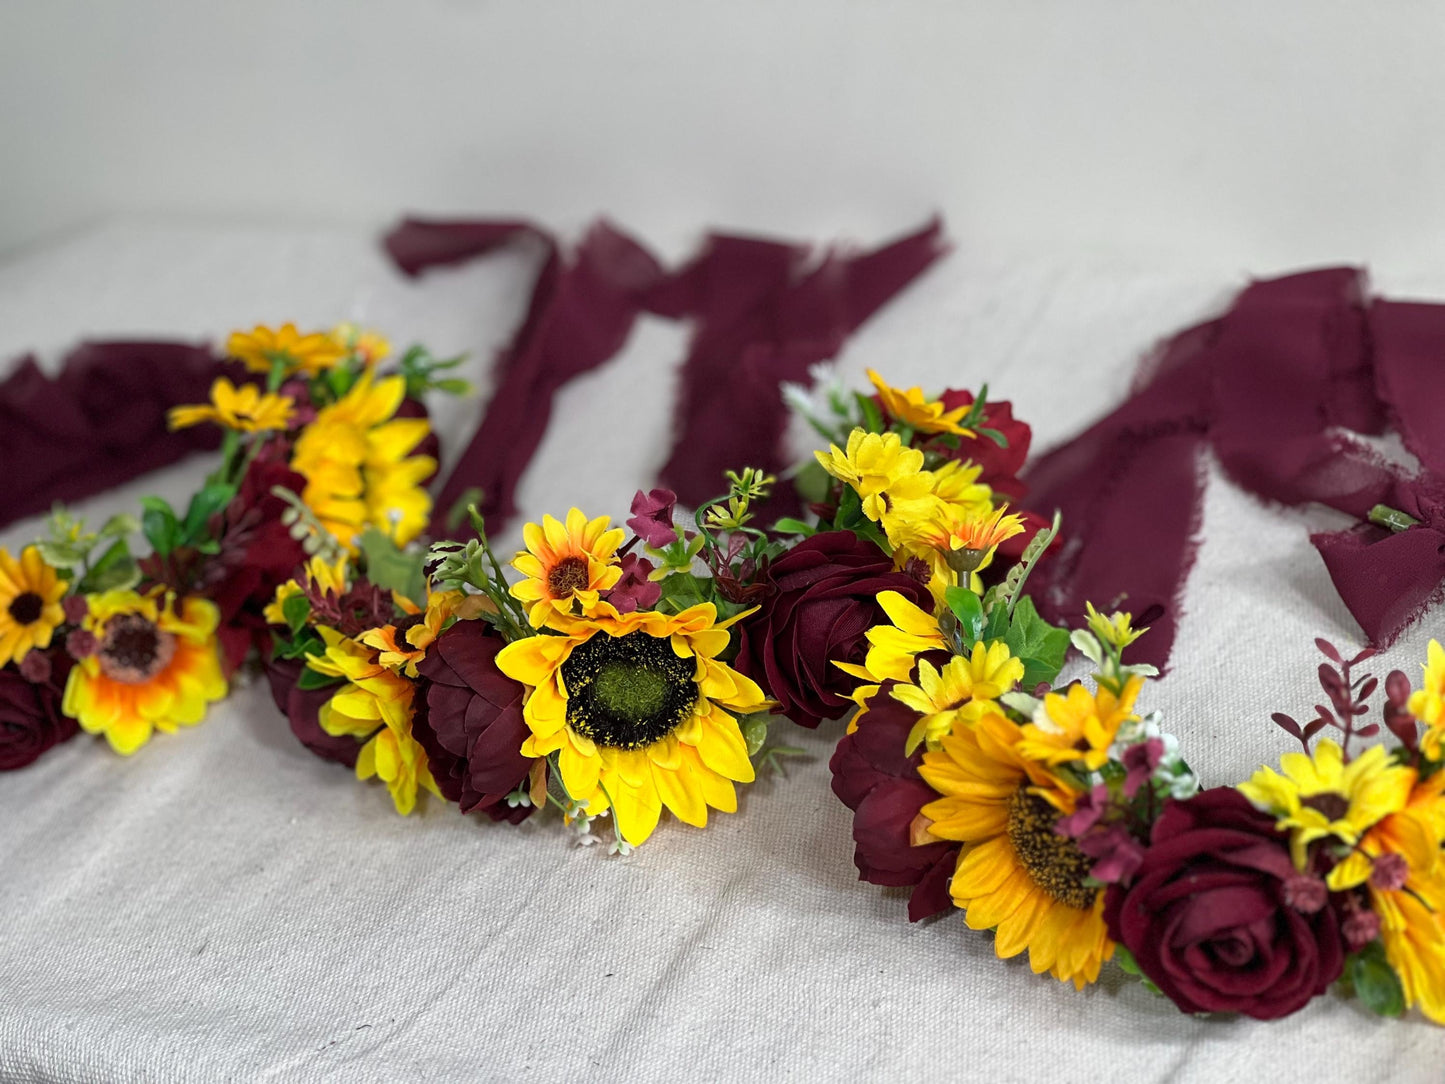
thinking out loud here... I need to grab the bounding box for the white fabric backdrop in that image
[3,223,1445,1082]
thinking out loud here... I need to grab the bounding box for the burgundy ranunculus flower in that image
[1103,787,1346,1020]
[0,653,79,771]
[413,620,536,823]
[261,652,360,768]
[829,685,957,921]
[734,530,933,729]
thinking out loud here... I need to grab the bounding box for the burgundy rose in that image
[1103,787,1345,1020]
[936,390,1032,500]
[413,620,536,823]
[261,651,359,768]
[735,531,933,728]
[829,686,957,921]
[0,653,79,771]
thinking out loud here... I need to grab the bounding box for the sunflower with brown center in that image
[510,508,625,628]
[495,602,770,846]
[0,545,67,669]
[62,588,228,754]
[918,710,1114,989]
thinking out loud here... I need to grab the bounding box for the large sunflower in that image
[289,370,436,551]
[0,545,67,669]
[495,602,770,846]
[62,589,227,754]
[918,711,1113,989]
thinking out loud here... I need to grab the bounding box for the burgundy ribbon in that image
[0,342,221,530]
[384,216,946,528]
[1025,267,1445,670]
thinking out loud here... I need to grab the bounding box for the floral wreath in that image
[5,321,1445,1023]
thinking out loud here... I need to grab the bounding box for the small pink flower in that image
[17,650,52,684]
[66,629,97,660]
[1077,824,1146,885]
[603,554,662,614]
[1369,852,1409,892]
[62,595,89,624]
[1342,909,1381,950]
[628,488,679,549]
[1282,873,1328,914]
[1122,738,1164,798]
[1055,784,1110,839]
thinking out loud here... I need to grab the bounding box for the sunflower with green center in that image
[891,644,1025,754]
[495,602,770,846]
[919,710,1113,989]
[0,545,67,669]
[1237,740,1415,874]
[510,508,625,628]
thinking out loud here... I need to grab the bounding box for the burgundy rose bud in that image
[829,686,959,921]
[413,620,537,823]
[1370,852,1409,892]
[0,662,79,771]
[627,488,679,549]
[1343,908,1382,950]
[62,595,89,624]
[1104,787,1346,1021]
[734,531,934,729]
[66,628,97,660]
[1282,873,1329,914]
[17,650,51,684]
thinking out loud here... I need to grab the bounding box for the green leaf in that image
[656,572,713,614]
[281,593,312,635]
[943,586,986,644]
[1350,941,1406,1017]
[139,496,181,558]
[975,426,1008,448]
[296,666,344,692]
[771,517,817,538]
[35,539,86,573]
[1003,596,1070,689]
[357,527,427,606]
[1112,946,1163,997]
[181,482,237,544]
[740,712,772,757]
[833,486,890,551]
[82,539,139,593]
[981,601,1011,645]
[98,513,139,539]
[855,391,885,434]
[792,459,833,506]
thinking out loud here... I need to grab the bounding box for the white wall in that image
[3,1,1443,272]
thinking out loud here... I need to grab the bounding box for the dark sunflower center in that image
[7,591,43,625]
[98,613,177,685]
[1006,786,1096,909]
[560,630,697,749]
[548,555,591,598]
[1301,793,1350,821]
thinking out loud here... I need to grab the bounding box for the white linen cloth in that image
[3,222,1444,1082]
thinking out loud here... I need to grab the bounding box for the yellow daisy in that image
[0,545,67,668]
[1016,674,1143,774]
[891,643,1025,754]
[1409,639,1445,760]
[833,589,947,728]
[1237,741,1415,873]
[227,323,346,376]
[866,369,975,436]
[510,508,625,628]
[814,430,932,522]
[495,602,770,846]
[62,589,227,754]
[330,323,392,366]
[919,711,1113,989]
[289,370,436,551]
[167,377,295,433]
[307,627,439,815]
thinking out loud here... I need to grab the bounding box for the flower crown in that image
[6,323,1445,1026]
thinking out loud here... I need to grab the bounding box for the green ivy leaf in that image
[1350,941,1406,1017]
[943,586,986,644]
[281,593,312,635]
[357,527,427,606]
[1003,596,1070,689]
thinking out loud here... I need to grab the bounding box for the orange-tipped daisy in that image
[921,503,1026,565]
[0,545,67,669]
[62,589,227,754]
[866,369,975,436]
[510,508,625,628]
[168,377,295,433]
[919,710,1113,989]
[495,602,770,846]
[227,323,346,376]
[359,587,488,677]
